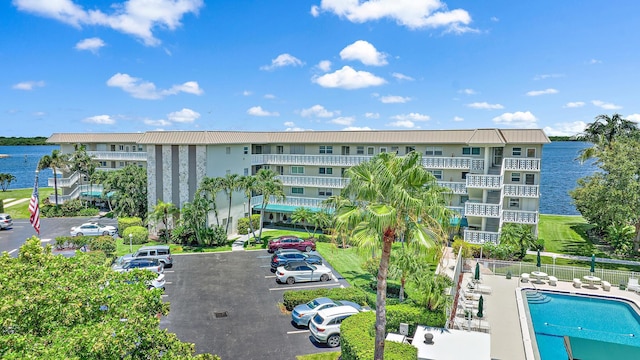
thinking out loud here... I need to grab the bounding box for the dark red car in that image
[268,236,316,253]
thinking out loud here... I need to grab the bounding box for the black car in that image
[270,252,323,272]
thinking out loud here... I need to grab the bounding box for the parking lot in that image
[160,250,350,359]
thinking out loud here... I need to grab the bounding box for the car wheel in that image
[305,246,312,252]
[76,232,83,236]
[102,231,110,236]
[286,277,295,285]
[327,334,341,348]
[320,274,329,282]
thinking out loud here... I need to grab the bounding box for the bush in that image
[171,225,197,245]
[0,199,4,212]
[361,287,402,308]
[452,237,482,258]
[89,236,116,256]
[209,225,228,246]
[123,226,149,245]
[41,204,63,218]
[362,257,380,278]
[282,287,368,311]
[54,236,92,249]
[386,304,446,334]
[78,208,100,216]
[237,214,261,235]
[118,217,143,237]
[316,234,331,243]
[366,281,404,299]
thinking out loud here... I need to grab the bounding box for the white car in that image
[309,305,360,347]
[275,262,333,285]
[70,222,117,236]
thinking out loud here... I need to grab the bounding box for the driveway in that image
[160,250,350,359]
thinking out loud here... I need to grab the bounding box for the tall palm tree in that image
[148,200,180,243]
[221,173,242,234]
[334,151,451,360]
[255,169,285,241]
[196,177,224,227]
[239,175,259,243]
[291,207,313,237]
[38,149,68,205]
[576,113,639,163]
[67,146,96,206]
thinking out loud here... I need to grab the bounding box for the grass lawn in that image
[114,238,234,256]
[538,214,596,256]
[296,352,340,360]
[0,187,54,219]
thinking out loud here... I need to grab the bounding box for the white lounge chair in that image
[601,280,611,291]
[627,278,640,292]
[453,317,491,333]
[573,278,582,288]
[467,280,492,294]
[460,288,481,301]
[458,293,480,307]
[521,273,530,283]
[548,276,558,286]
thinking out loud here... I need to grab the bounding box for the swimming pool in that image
[524,290,640,359]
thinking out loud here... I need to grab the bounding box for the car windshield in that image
[114,256,126,266]
[312,313,325,325]
[308,299,322,309]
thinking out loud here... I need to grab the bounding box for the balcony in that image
[502,210,539,224]
[49,171,81,188]
[47,184,102,205]
[422,157,476,169]
[86,151,147,161]
[466,175,502,189]
[278,175,348,188]
[464,230,500,244]
[447,206,465,216]
[437,181,467,194]
[251,195,325,209]
[503,184,539,198]
[464,203,501,217]
[252,154,372,167]
[502,157,541,172]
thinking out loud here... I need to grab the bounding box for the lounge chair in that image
[521,273,530,283]
[453,317,491,333]
[467,280,492,294]
[548,276,558,286]
[627,278,640,292]
[601,280,611,291]
[460,288,481,301]
[573,278,582,288]
[458,293,480,307]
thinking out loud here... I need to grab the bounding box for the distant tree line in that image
[548,136,579,141]
[0,136,49,145]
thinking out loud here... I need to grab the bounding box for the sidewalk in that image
[526,250,640,267]
[231,229,276,251]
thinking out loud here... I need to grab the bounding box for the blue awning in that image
[450,217,468,227]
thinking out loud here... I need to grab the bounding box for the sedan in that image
[70,222,117,237]
[112,258,164,274]
[271,252,323,272]
[292,297,366,327]
[268,236,316,253]
[275,263,332,285]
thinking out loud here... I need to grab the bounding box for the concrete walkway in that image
[527,250,640,267]
[231,229,276,251]
[4,198,29,208]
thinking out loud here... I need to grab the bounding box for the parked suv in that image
[309,305,360,347]
[0,214,13,230]
[123,245,173,268]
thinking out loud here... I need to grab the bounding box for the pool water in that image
[525,291,640,359]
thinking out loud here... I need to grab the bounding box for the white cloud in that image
[106,73,203,99]
[283,121,307,131]
[242,90,252,96]
[588,59,602,64]
[313,0,475,33]
[339,40,387,66]
[317,60,332,72]
[387,120,416,128]
[33,111,46,117]
[12,80,45,90]
[458,88,476,95]
[13,0,204,46]
[380,95,411,104]
[330,116,355,126]
[492,111,538,128]
[392,72,414,81]
[564,101,585,108]
[167,108,200,123]
[534,73,564,80]
[343,126,373,131]
[264,94,276,99]
[83,115,115,124]
[490,16,499,22]
[543,121,587,136]
[301,105,336,118]
[466,102,504,110]
[391,113,430,122]
[75,37,105,53]
[365,112,380,119]
[144,118,171,126]
[247,106,279,117]
[592,100,622,110]
[453,116,464,122]
[626,114,640,123]
[526,88,558,96]
[313,66,386,89]
[260,53,304,70]
[284,121,295,127]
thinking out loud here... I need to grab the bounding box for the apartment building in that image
[47,128,550,242]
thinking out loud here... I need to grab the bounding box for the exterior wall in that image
[147,146,156,212]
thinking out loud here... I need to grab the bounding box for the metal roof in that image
[47,133,144,144]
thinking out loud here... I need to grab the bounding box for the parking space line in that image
[264,275,276,278]
[164,271,175,273]
[260,265,271,268]
[41,238,52,242]
[8,249,17,255]
[165,282,173,285]
[161,294,168,297]
[256,255,271,259]
[269,283,340,291]
[287,330,309,335]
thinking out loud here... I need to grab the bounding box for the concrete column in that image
[162,145,172,202]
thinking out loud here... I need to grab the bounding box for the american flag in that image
[29,170,40,235]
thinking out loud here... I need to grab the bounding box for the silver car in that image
[112,258,164,274]
[0,213,12,230]
[70,222,117,236]
[275,263,333,285]
[292,297,365,327]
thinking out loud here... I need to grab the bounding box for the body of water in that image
[0,145,58,189]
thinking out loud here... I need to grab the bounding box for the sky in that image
[2,1,640,137]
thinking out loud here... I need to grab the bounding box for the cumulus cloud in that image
[379,95,411,104]
[311,0,475,33]
[316,60,332,72]
[83,115,115,124]
[75,37,105,53]
[167,108,200,123]
[492,111,538,128]
[343,126,373,131]
[365,112,380,119]
[392,72,414,81]
[247,106,279,117]
[13,0,203,46]
[626,114,640,123]
[242,90,252,96]
[458,88,477,95]
[564,101,585,108]
[543,121,587,136]
[144,118,171,126]
[387,120,417,128]
[339,40,388,66]
[330,116,355,126]
[13,80,45,90]
[106,73,203,99]
[313,66,386,89]
[264,94,276,99]
[301,105,336,118]
[592,100,622,110]
[284,121,306,131]
[466,102,504,110]
[391,113,430,122]
[588,59,602,64]
[260,53,304,70]
[453,116,464,122]
[526,88,558,96]
[534,73,564,80]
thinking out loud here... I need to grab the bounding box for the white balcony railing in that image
[502,210,539,224]
[471,159,485,171]
[464,203,501,217]
[252,154,372,167]
[464,230,500,244]
[466,175,502,189]
[422,157,474,169]
[502,158,541,172]
[277,175,348,189]
[48,171,81,188]
[502,184,539,198]
[251,195,325,209]
[86,151,147,161]
[437,181,467,194]
[448,206,465,216]
[47,184,103,205]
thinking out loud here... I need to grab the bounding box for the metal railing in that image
[48,171,81,188]
[277,175,348,188]
[421,157,474,169]
[438,181,467,194]
[502,158,541,172]
[251,195,325,209]
[47,184,101,204]
[86,151,147,161]
[464,230,500,244]
[466,174,502,189]
[502,210,538,224]
[503,184,539,198]
[464,202,501,217]
[252,154,373,167]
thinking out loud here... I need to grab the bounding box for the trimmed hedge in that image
[54,236,91,250]
[89,236,116,256]
[386,304,446,335]
[282,287,368,311]
[237,215,261,235]
[341,312,417,360]
[117,217,143,237]
[122,226,149,245]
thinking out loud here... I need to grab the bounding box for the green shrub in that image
[361,288,402,308]
[316,234,331,243]
[362,257,380,278]
[78,208,100,216]
[118,217,143,237]
[89,236,116,256]
[171,225,196,245]
[41,204,63,217]
[123,226,149,245]
[210,225,228,246]
[237,214,261,235]
[341,311,418,360]
[452,237,482,258]
[54,236,92,249]
[386,304,446,334]
[282,287,368,311]
[0,199,4,212]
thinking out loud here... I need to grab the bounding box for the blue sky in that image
[3,1,639,137]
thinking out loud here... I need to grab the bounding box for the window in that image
[255,145,263,154]
[138,146,143,151]
[405,146,415,154]
[119,161,125,167]
[291,145,305,154]
[511,173,521,182]
[319,145,333,154]
[291,187,304,195]
[99,161,107,167]
[425,147,443,156]
[430,170,443,180]
[244,168,249,176]
[319,167,333,175]
[226,146,231,154]
[276,145,284,154]
[509,198,520,209]
[462,147,481,155]
[356,146,365,155]
[391,146,399,154]
[460,195,469,204]
[367,147,375,155]
[111,145,116,151]
[291,166,304,174]
[132,146,136,152]
[512,147,522,156]
[461,171,469,180]
[318,188,333,196]
[119,145,124,151]
[525,174,535,185]
[243,146,249,155]
[380,147,387,153]
[527,148,536,158]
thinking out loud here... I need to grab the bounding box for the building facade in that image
[47,128,550,242]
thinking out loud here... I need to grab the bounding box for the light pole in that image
[129,233,133,253]
[552,254,557,276]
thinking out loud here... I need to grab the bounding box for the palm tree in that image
[291,207,313,237]
[576,113,639,163]
[388,247,428,302]
[38,149,68,204]
[196,177,224,227]
[67,146,96,206]
[333,151,451,359]
[148,200,180,243]
[221,173,242,234]
[239,175,259,244]
[255,169,285,241]
[311,210,332,239]
[499,223,536,260]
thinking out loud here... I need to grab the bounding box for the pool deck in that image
[466,271,640,360]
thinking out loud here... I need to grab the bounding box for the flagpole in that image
[29,168,41,236]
